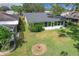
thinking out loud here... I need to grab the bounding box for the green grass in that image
[7,20,79,56]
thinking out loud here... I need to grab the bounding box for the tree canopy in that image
[52,4,65,16]
[23,3,45,12]
[0,7,3,11]
[11,5,23,15]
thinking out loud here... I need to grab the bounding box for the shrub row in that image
[29,24,44,32]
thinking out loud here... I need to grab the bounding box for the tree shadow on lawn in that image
[73,43,79,55]
[60,51,68,56]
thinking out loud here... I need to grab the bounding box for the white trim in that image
[0,21,18,25]
[43,25,65,30]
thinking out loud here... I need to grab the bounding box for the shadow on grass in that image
[73,43,79,55]
[60,51,68,56]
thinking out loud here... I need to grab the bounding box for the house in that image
[24,11,79,30]
[61,11,79,23]
[0,12,19,41]
[24,13,66,30]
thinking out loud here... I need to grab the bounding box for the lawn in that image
[7,19,79,56]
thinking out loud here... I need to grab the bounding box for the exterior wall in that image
[43,25,65,30]
[0,21,18,25]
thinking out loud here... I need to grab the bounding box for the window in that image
[54,21,57,26]
[58,21,60,25]
[45,22,47,27]
[61,21,63,25]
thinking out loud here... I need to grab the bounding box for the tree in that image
[1,6,10,11]
[0,26,12,51]
[63,3,79,11]
[72,3,79,12]
[11,5,23,15]
[0,7,3,11]
[23,3,45,12]
[52,4,65,16]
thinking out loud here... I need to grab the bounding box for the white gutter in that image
[0,21,18,25]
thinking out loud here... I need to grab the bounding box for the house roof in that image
[0,12,19,25]
[61,11,79,19]
[0,12,18,21]
[24,13,64,23]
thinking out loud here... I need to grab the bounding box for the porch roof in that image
[24,13,64,23]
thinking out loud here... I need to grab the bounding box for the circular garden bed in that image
[32,43,47,55]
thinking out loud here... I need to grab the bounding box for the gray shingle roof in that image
[0,12,19,21]
[24,13,63,23]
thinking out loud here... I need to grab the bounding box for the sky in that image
[43,4,52,10]
[0,3,74,10]
[0,3,22,8]
[43,3,75,10]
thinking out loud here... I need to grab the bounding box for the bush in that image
[0,26,13,51]
[29,24,44,32]
[58,28,67,37]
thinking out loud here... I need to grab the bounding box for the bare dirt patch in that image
[32,43,47,55]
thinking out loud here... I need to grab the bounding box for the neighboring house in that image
[0,12,19,41]
[61,11,79,22]
[24,13,66,30]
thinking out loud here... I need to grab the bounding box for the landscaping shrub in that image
[29,24,44,32]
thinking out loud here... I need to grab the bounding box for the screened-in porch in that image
[44,21,66,30]
[44,21,65,27]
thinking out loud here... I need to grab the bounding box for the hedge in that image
[29,23,44,32]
